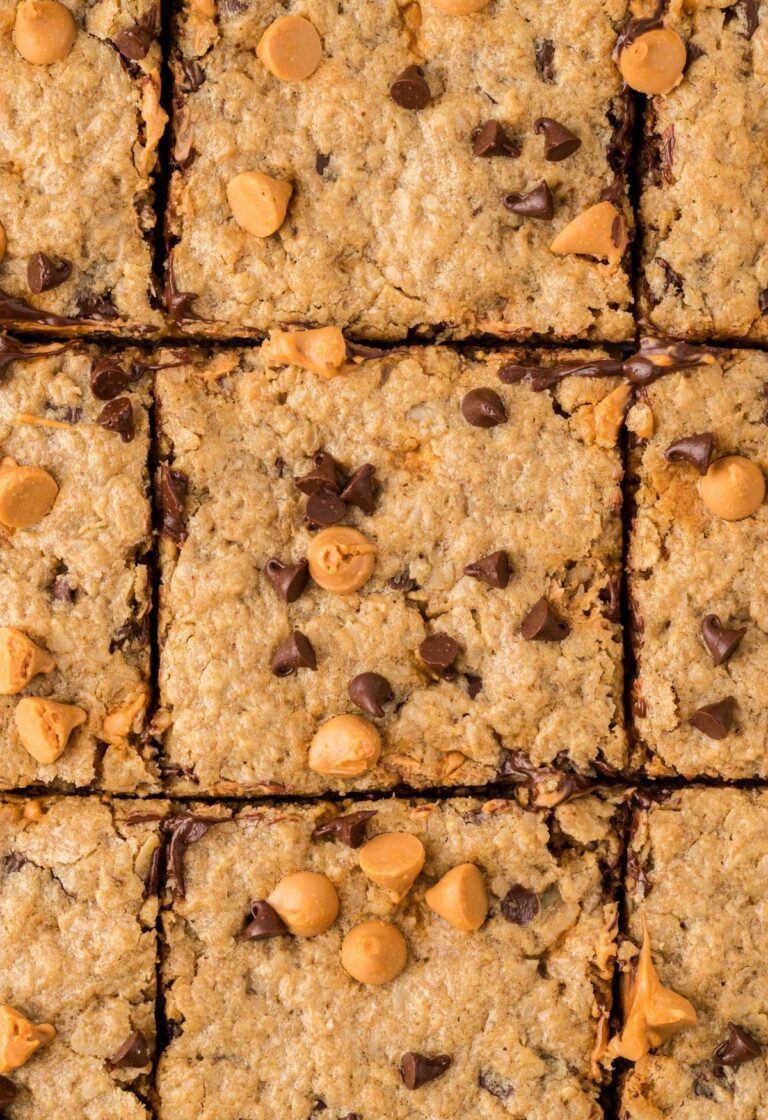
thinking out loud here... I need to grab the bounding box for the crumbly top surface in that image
[0,342,157,792]
[628,349,768,779]
[158,792,622,1120]
[156,345,625,796]
[639,0,768,340]
[0,795,166,1119]
[168,0,634,341]
[621,787,768,1120]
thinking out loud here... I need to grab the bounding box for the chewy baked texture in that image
[0,795,166,1119]
[621,787,768,1119]
[627,347,768,779]
[638,0,768,340]
[0,0,164,334]
[155,343,626,796]
[167,0,634,341]
[158,793,623,1120]
[0,339,157,792]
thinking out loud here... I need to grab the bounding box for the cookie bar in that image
[626,342,768,779]
[157,792,623,1120]
[155,341,626,796]
[0,338,156,792]
[0,0,165,334]
[166,0,634,341]
[0,795,166,1118]
[636,1,768,340]
[618,787,768,1119]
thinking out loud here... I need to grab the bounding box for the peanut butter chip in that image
[0,628,55,695]
[14,697,86,765]
[700,455,765,521]
[308,714,381,777]
[431,0,490,11]
[14,0,76,64]
[341,920,408,985]
[257,15,322,81]
[619,28,686,96]
[358,833,425,902]
[424,864,488,931]
[267,871,339,937]
[0,1006,55,1074]
[308,526,376,594]
[0,460,58,530]
[550,201,627,266]
[608,917,697,1061]
[226,171,293,238]
[262,326,347,377]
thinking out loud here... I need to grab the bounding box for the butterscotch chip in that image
[431,0,490,12]
[266,871,339,937]
[0,1006,55,1073]
[619,28,686,96]
[256,15,322,82]
[424,863,488,931]
[0,627,55,695]
[700,455,765,521]
[13,0,76,65]
[308,714,381,777]
[101,686,149,744]
[593,383,632,448]
[14,697,86,765]
[341,920,408,985]
[261,327,347,378]
[0,459,58,530]
[550,201,627,266]
[358,832,425,901]
[0,223,6,262]
[308,527,376,594]
[226,171,293,238]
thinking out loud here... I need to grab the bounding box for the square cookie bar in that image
[155,341,626,796]
[0,795,166,1119]
[636,1,768,340]
[166,0,634,341]
[627,342,768,779]
[0,0,165,334]
[157,792,623,1120]
[618,787,768,1119]
[0,338,156,792]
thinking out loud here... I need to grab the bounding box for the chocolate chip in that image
[312,809,378,848]
[461,388,507,428]
[305,490,347,528]
[242,899,288,940]
[390,65,431,110]
[265,558,309,602]
[159,466,188,541]
[701,615,746,666]
[521,597,570,641]
[503,180,554,220]
[5,852,27,873]
[96,397,134,442]
[465,674,483,699]
[479,1071,514,1100]
[0,288,80,327]
[623,339,717,386]
[599,576,621,623]
[340,464,377,514]
[295,452,343,495]
[500,883,540,925]
[27,252,72,294]
[51,574,75,603]
[419,633,459,678]
[689,696,735,740]
[110,616,149,653]
[658,257,684,295]
[316,152,330,175]
[271,631,317,676]
[400,1052,451,1090]
[180,58,205,91]
[348,672,393,717]
[533,117,581,161]
[712,1023,763,1067]
[106,1029,149,1071]
[0,1075,16,1106]
[534,38,555,82]
[165,254,201,321]
[388,568,419,592]
[76,290,119,321]
[464,550,510,589]
[664,432,714,475]
[91,359,131,400]
[661,124,675,184]
[162,814,222,899]
[114,11,156,60]
[472,120,520,158]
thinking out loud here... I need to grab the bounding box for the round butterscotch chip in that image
[0,627,55,696]
[226,171,293,238]
[550,201,627,266]
[358,832,425,902]
[308,714,381,777]
[700,455,765,521]
[341,920,408,985]
[431,0,489,11]
[14,0,76,64]
[619,28,686,96]
[14,697,86,765]
[0,1006,55,1074]
[308,526,376,594]
[425,863,488,931]
[267,870,339,937]
[0,462,58,530]
[257,15,322,81]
